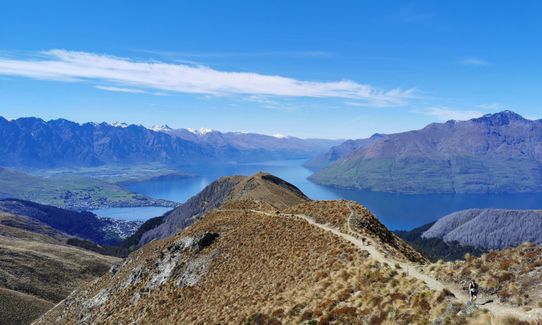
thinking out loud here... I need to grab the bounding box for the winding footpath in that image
[222,204,542,322]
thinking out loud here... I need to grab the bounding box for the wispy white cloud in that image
[420,107,484,121]
[243,95,296,110]
[95,85,147,94]
[460,57,490,66]
[0,49,414,106]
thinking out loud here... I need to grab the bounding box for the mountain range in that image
[0,116,341,168]
[304,133,386,170]
[309,111,542,193]
[158,125,341,155]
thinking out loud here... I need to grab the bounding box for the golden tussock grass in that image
[37,200,457,324]
[428,243,542,309]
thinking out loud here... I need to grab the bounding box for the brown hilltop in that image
[36,174,461,324]
[36,173,540,324]
[284,200,427,264]
[139,172,310,245]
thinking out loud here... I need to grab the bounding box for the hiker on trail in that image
[469,280,478,303]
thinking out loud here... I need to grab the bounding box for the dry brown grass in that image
[228,172,310,210]
[37,199,462,324]
[284,200,352,231]
[427,243,542,309]
[348,203,427,264]
[0,211,120,324]
[0,287,53,325]
[285,200,426,264]
[220,198,278,213]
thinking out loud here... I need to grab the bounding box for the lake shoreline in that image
[92,159,542,230]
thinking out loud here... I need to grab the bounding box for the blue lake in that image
[98,159,542,230]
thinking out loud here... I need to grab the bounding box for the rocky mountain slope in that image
[0,211,120,325]
[35,198,465,324]
[310,111,542,193]
[34,173,538,324]
[138,172,310,245]
[303,133,386,170]
[0,116,339,168]
[421,208,542,250]
[0,199,141,245]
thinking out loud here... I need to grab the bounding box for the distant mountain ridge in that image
[0,116,340,168]
[421,208,542,250]
[310,111,542,193]
[154,125,343,160]
[304,133,386,170]
[0,116,207,167]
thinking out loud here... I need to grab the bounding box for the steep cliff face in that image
[422,208,542,250]
[138,172,310,245]
[310,111,542,193]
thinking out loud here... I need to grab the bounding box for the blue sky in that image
[1,0,541,138]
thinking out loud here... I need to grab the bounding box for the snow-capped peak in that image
[187,127,213,135]
[272,133,289,139]
[149,124,173,132]
[111,121,129,128]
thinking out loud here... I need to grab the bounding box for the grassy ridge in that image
[0,211,120,324]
